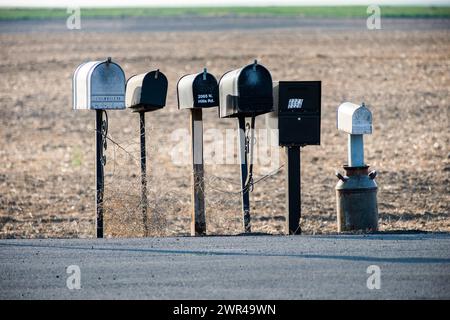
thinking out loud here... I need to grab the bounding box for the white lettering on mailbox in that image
[288,98,303,109]
[197,93,215,104]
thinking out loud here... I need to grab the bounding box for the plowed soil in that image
[0,20,449,238]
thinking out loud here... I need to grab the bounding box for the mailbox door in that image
[140,70,168,110]
[237,64,273,115]
[192,73,218,108]
[277,81,321,146]
[278,81,321,115]
[279,116,320,146]
[90,62,126,110]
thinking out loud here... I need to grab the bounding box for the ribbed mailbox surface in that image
[177,71,218,109]
[337,102,372,135]
[73,60,126,110]
[219,62,273,118]
[126,70,168,112]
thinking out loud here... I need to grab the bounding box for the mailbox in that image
[337,102,372,168]
[335,102,378,232]
[73,58,126,110]
[71,57,125,238]
[219,61,273,118]
[177,70,218,109]
[176,68,218,236]
[126,70,168,112]
[337,102,372,134]
[266,81,321,146]
[265,81,321,234]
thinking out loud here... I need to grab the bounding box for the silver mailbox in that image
[126,70,168,113]
[337,102,372,135]
[177,69,218,109]
[218,61,273,118]
[72,58,126,110]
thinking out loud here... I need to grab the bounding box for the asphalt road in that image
[1,233,449,299]
[1,17,449,33]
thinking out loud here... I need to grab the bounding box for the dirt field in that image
[0,20,449,238]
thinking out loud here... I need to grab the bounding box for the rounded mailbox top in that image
[177,70,219,109]
[73,59,126,111]
[126,70,168,112]
[237,63,272,98]
[337,102,373,135]
[219,61,273,118]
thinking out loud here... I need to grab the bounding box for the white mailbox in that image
[177,69,218,110]
[337,102,372,134]
[73,58,126,110]
[337,102,373,167]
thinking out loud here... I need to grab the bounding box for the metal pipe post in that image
[286,146,301,235]
[95,110,104,238]
[348,134,364,167]
[139,112,149,236]
[238,116,251,233]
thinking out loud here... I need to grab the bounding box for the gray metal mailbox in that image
[71,57,126,238]
[73,58,126,110]
[126,70,168,113]
[219,61,273,118]
[177,69,218,109]
[337,102,372,135]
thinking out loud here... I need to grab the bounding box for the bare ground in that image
[0,25,449,238]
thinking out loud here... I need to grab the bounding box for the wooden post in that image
[190,108,206,236]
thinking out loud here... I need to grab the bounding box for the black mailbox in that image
[177,70,219,109]
[219,61,273,118]
[267,81,321,146]
[126,70,168,112]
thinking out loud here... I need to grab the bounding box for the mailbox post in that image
[219,61,273,233]
[126,69,168,236]
[72,57,126,238]
[177,68,219,236]
[285,145,301,234]
[95,110,105,238]
[336,102,378,232]
[139,111,147,234]
[266,81,321,235]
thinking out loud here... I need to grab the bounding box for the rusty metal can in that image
[336,165,378,232]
